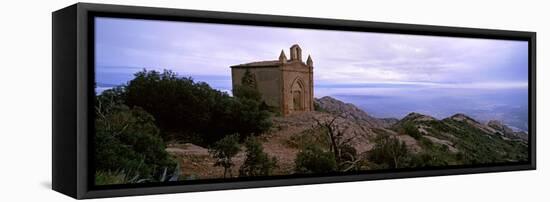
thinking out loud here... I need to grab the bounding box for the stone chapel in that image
[230,44,314,116]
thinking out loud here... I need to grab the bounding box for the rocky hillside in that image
[166,110,383,178]
[166,96,528,179]
[378,118,400,128]
[487,120,528,141]
[167,97,397,178]
[393,112,528,164]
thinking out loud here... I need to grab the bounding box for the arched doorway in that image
[289,77,305,113]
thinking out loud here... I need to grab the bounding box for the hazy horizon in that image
[94,17,529,131]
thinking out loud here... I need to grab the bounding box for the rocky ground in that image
[165,110,380,179]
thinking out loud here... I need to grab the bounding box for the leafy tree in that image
[233,85,262,102]
[367,135,410,169]
[239,137,278,177]
[95,90,177,184]
[241,69,257,88]
[208,134,241,178]
[122,69,271,146]
[295,145,337,174]
[234,69,261,101]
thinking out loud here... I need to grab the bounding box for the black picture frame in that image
[52,2,536,199]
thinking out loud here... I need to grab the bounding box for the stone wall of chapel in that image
[231,67,282,108]
[281,62,313,115]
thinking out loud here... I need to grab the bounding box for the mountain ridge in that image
[315,96,528,158]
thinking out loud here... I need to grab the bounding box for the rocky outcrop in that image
[271,111,378,154]
[401,112,437,122]
[314,96,384,128]
[379,118,400,128]
[446,113,496,135]
[449,113,480,124]
[487,120,528,142]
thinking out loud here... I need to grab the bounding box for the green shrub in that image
[367,135,410,169]
[95,92,177,184]
[208,134,241,178]
[95,170,137,185]
[313,101,327,112]
[95,167,181,185]
[286,127,330,149]
[295,145,337,174]
[403,123,422,139]
[239,137,278,177]
[233,85,262,102]
[338,144,358,166]
[407,137,454,167]
[407,152,449,168]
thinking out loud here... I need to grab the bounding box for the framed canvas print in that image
[52,3,536,199]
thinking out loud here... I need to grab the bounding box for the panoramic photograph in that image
[93,17,529,185]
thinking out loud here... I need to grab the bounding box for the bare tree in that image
[312,113,364,171]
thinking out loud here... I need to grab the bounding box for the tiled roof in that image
[230,60,282,68]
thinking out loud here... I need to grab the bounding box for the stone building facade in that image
[230,44,314,116]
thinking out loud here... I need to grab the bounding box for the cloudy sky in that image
[95,17,529,129]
